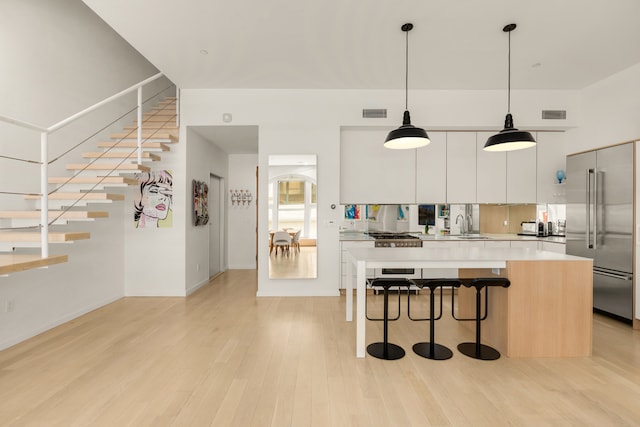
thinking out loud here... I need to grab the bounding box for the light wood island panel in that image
[457,260,593,357]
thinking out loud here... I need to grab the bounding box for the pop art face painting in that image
[134,170,173,228]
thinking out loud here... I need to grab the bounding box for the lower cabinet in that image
[540,241,566,254]
[510,240,539,250]
[340,241,374,289]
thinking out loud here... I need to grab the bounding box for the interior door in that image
[209,174,221,278]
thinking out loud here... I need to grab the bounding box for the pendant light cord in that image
[405,28,409,111]
[507,29,511,113]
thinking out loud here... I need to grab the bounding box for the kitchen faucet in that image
[455,214,466,235]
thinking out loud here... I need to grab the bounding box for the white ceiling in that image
[83,0,640,152]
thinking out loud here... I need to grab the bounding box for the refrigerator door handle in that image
[593,269,633,281]
[593,267,633,280]
[593,169,598,250]
[587,168,595,249]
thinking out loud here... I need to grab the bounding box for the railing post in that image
[176,88,180,128]
[40,132,49,258]
[137,86,142,165]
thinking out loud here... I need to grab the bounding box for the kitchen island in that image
[345,247,592,358]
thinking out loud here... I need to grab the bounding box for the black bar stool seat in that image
[366,278,412,360]
[456,277,510,360]
[410,278,462,360]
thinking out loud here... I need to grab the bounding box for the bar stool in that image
[409,278,462,360]
[454,277,510,360]
[366,278,412,360]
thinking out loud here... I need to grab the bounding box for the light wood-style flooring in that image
[269,247,317,279]
[1,270,639,426]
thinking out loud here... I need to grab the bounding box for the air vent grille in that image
[542,110,567,120]
[362,109,387,119]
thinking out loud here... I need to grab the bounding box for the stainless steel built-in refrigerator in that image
[566,142,634,321]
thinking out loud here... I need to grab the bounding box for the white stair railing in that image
[0,72,169,259]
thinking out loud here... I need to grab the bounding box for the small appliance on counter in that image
[518,221,537,236]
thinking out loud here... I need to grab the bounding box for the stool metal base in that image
[367,342,405,360]
[457,342,501,360]
[412,342,453,360]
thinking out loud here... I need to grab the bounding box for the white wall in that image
[180,87,579,296]
[566,63,640,154]
[0,0,162,350]
[185,129,229,294]
[228,154,258,269]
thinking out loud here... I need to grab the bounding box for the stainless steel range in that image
[366,232,423,248]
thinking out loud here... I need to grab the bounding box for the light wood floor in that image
[1,270,640,426]
[269,247,317,279]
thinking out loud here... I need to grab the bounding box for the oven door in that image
[373,268,421,279]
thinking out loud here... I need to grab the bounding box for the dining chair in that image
[273,231,292,256]
[291,230,302,254]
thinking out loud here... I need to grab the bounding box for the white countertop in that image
[339,231,566,244]
[345,246,587,269]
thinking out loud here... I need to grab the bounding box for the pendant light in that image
[384,23,430,149]
[484,23,536,152]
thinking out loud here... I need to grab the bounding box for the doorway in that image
[209,174,224,278]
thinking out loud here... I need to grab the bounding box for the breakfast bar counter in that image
[345,247,593,358]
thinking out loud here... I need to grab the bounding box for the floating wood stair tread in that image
[0,232,90,243]
[144,110,177,116]
[82,152,160,161]
[124,125,178,131]
[48,176,137,185]
[66,163,150,172]
[136,116,177,123]
[0,254,68,275]
[109,132,178,142]
[96,141,170,151]
[25,193,124,201]
[0,210,108,219]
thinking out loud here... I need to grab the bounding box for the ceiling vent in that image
[362,108,387,119]
[541,110,567,120]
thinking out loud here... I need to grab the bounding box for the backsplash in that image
[341,203,566,235]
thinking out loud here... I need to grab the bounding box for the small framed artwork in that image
[193,180,209,226]
[344,204,361,220]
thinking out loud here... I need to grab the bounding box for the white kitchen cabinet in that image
[540,241,566,254]
[340,128,416,204]
[458,240,485,248]
[340,241,374,289]
[476,131,507,203]
[416,132,447,203]
[510,240,538,250]
[484,240,511,248]
[446,132,477,203]
[506,142,537,203]
[536,132,567,203]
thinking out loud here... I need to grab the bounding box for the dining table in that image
[344,246,593,359]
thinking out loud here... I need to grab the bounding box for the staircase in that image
[0,97,178,275]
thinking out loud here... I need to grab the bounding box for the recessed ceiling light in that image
[200,49,208,55]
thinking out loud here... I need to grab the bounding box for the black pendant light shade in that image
[484,23,535,152]
[384,111,430,149]
[384,23,430,149]
[484,113,536,152]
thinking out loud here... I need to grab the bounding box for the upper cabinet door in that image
[340,128,416,204]
[416,131,447,203]
[476,131,507,203]
[507,141,537,203]
[536,132,566,203]
[446,132,477,203]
